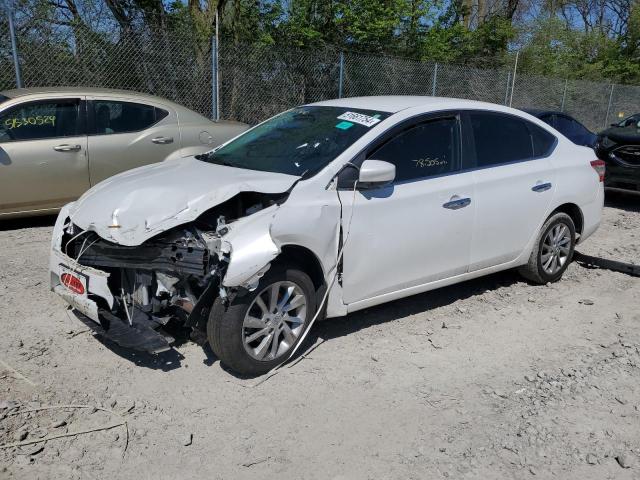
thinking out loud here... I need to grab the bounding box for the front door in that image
[340,114,475,305]
[0,97,89,215]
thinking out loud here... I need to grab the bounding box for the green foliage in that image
[7,0,640,85]
[517,14,640,84]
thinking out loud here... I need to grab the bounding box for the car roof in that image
[0,87,207,118]
[309,95,519,114]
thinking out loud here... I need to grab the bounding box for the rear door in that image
[340,113,475,305]
[465,111,558,271]
[0,97,89,215]
[86,97,180,185]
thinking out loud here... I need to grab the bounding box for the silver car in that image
[0,87,248,218]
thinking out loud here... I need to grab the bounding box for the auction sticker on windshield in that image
[337,111,382,128]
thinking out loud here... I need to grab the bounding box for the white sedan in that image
[50,96,604,376]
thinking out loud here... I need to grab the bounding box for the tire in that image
[518,212,576,284]
[207,265,317,376]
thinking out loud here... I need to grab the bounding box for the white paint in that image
[50,96,603,322]
[66,157,298,246]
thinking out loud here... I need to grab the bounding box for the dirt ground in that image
[1,195,639,480]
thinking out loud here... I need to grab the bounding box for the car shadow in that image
[91,269,522,376]
[0,214,57,231]
[93,335,186,371]
[89,318,192,371]
[298,269,523,360]
[605,191,640,212]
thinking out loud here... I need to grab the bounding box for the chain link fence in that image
[2,9,640,131]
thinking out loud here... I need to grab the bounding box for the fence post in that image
[504,72,511,105]
[211,35,219,121]
[509,50,519,107]
[604,84,614,128]
[338,51,344,99]
[431,63,438,96]
[560,79,568,112]
[7,6,23,89]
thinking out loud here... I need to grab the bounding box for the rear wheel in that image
[207,265,316,376]
[519,212,576,284]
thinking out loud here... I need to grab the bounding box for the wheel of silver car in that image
[242,281,308,361]
[519,212,576,284]
[207,265,317,377]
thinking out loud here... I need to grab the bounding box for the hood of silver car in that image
[68,157,299,246]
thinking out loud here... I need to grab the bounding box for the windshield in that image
[197,106,391,176]
[618,115,640,127]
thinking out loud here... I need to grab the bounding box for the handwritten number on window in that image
[412,157,447,168]
[4,116,56,129]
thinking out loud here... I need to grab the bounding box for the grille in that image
[612,145,640,167]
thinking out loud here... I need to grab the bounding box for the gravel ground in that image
[1,195,639,480]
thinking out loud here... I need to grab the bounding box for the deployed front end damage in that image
[50,190,299,353]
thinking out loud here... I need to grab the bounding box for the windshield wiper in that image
[195,153,235,168]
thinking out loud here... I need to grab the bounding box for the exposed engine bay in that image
[58,191,289,351]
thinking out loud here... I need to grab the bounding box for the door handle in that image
[53,144,81,152]
[151,136,174,145]
[443,197,471,210]
[532,182,552,192]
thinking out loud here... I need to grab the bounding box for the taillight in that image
[590,160,605,182]
[61,273,85,295]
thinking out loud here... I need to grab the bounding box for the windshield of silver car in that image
[197,106,391,176]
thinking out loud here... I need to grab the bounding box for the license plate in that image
[60,265,88,297]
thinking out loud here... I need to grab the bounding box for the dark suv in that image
[595,114,640,194]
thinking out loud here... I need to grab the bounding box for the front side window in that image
[91,101,167,135]
[198,106,391,176]
[0,99,80,142]
[369,117,459,182]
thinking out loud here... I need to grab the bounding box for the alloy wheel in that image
[541,223,572,275]
[242,281,307,361]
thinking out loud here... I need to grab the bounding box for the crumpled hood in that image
[68,157,298,246]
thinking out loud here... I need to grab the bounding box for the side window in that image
[91,101,166,135]
[469,112,534,167]
[529,123,556,157]
[369,117,459,182]
[0,99,80,142]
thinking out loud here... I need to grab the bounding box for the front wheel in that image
[207,265,316,376]
[519,212,576,284]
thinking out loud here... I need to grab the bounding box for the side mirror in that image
[358,159,395,188]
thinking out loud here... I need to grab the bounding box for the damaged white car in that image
[50,96,604,376]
